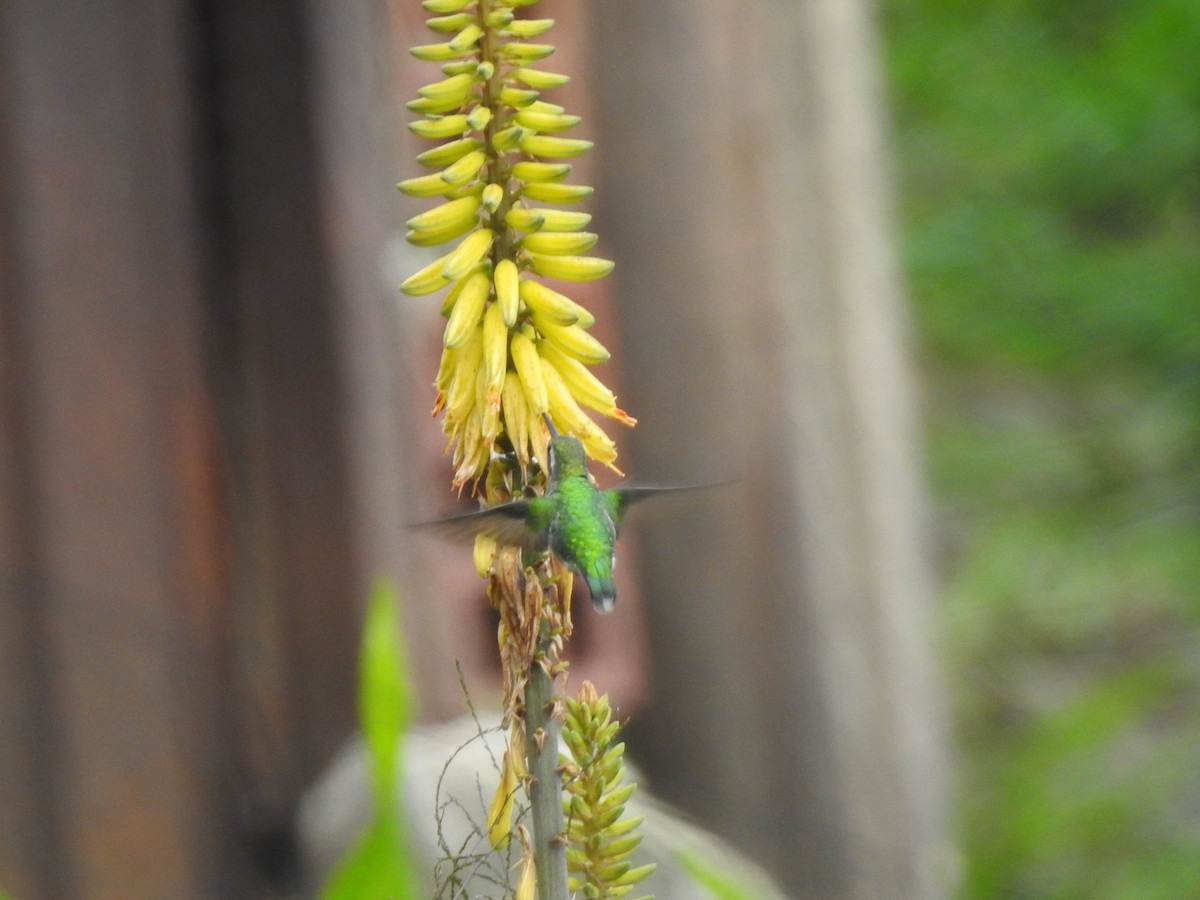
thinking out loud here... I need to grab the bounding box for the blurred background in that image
[1,0,1196,898]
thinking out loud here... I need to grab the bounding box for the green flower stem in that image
[524,653,569,899]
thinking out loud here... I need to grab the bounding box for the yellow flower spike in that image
[519,279,581,325]
[521,181,594,203]
[494,259,521,326]
[528,253,615,282]
[515,109,581,132]
[440,148,488,186]
[511,161,572,183]
[406,194,480,233]
[539,341,637,426]
[482,301,508,403]
[520,134,593,159]
[408,114,469,139]
[522,231,599,256]
[425,12,473,33]
[415,136,482,168]
[473,533,498,578]
[441,228,495,281]
[443,272,490,348]
[534,316,611,364]
[510,331,549,416]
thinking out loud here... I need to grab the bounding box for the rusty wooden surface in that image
[0,0,374,895]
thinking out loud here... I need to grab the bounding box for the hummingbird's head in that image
[547,435,589,480]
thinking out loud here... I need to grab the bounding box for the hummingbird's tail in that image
[584,572,617,614]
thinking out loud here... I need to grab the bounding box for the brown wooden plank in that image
[1,1,230,896]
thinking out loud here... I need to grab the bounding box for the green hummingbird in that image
[424,435,675,613]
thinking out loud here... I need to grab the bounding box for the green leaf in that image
[677,849,755,900]
[322,580,419,900]
[321,812,418,900]
[359,579,414,807]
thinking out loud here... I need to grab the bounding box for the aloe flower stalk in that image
[400,1,650,896]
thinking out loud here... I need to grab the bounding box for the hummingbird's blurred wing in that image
[605,481,738,534]
[415,498,553,553]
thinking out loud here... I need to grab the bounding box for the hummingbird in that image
[423,435,677,613]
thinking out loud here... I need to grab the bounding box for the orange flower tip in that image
[613,408,637,427]
[431,394,446,416]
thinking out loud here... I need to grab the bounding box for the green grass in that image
[882,0,1200,895]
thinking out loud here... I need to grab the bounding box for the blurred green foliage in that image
[883,0,1200,896]
[322,580,419,900]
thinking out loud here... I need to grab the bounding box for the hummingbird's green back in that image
[549,472,618,612]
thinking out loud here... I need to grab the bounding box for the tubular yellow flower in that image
[494,259,521,326]
[405,194,480,233]
[504,207,547,232]
[440,148,488,185]
[519,278,580,325]
[520,181,593,203]
[501,371,532,472]
[528,253,614,281]
[397,171,459,198]
[399,254,451,296]
[521,230,599,256]
[525,208,592,232]
[510,330,549,416]
[421,0,472,13]
[443,271,489,348]
[415,135,481,167]
[511,160,572,182]
[520,134,593,159]
[539,341,636,426]
[407,114,469,139]
[481,300,507,405]
[534,316,610,364]
[509,66,570,89]
[440,228,494,280]
[473,532,498,578]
